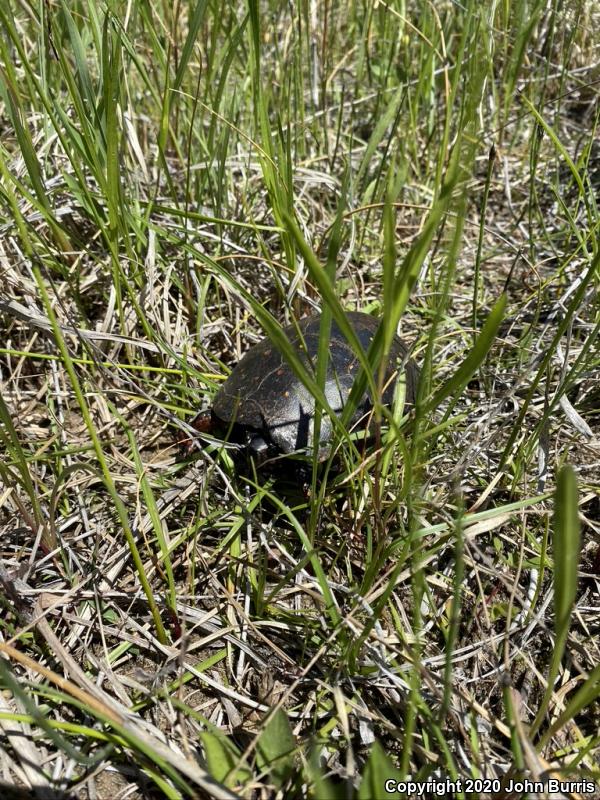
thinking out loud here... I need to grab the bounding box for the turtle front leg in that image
[176,410,213,456]
[248,434,270,467]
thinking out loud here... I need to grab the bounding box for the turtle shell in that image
[212,311,417,456]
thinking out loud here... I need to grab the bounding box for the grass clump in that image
[0,1,599,797]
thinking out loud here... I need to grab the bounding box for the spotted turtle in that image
[187,311,418,462]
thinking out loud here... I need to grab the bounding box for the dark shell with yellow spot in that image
[210,311,418,460]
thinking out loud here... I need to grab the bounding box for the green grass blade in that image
[425,293,507,415]
[553,466,581,633]
[173,0,210,91]
[531,465,581,737]
[33,266,169,646]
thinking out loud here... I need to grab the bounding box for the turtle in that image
[185,311,418,463]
